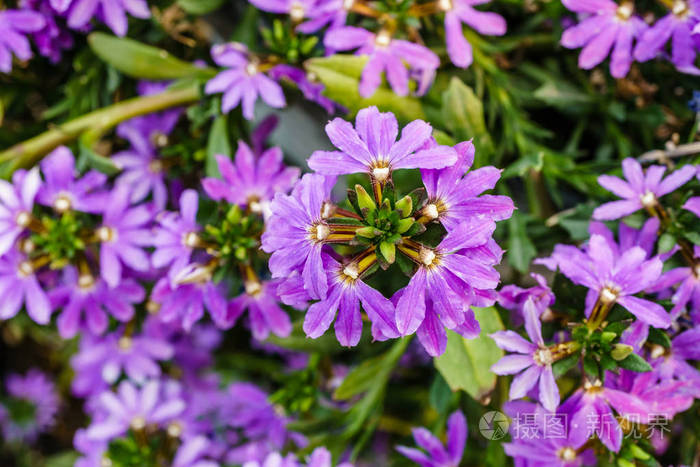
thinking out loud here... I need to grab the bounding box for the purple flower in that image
[202,142,299,217]
[50,0,150,37]
[651,328,700,392]
[71,329,174,389]
[0,9,45,73]
[248,0,316,22]
[499,273,554,325]
[684,196,700,217]
[1,369,59,442]
[20,0,74,63]
[268,64,339,113]
[303,447,353,467]
[323,27,439,97]
[261,173,336,300]
[648,245,700,317]
[152,190,201,278]
[420,140,513,231]
[86,379,185,441]
[205,43,286,119]
[173,435,220,467]
[542,234,670,328]
[0,248,51,324]
[634,0,700,74]
[227,279,293,340]
[117,81,184,142]
[394,219,501,356]
[396,410,467,467]
[298,254,399,347]
[439,0,507,68]
[296,0,350,34]
[0,167,41,256]
[308,107,457,181]
[593,158,696,220]
[113,124,169,211]
[37,146,107,213]
[74,428,108,467]
[150,268,230,331]
[50,266,144,338]
[561,0,647,78]
[491,298,560,411]
[97,186,152,287]
[243,453,299,467]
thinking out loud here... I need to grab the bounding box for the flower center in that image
[422,203,439,220]
[672,0,689,16]
[245,62,259,76]
[148,159,163,174]
[152,132,169,148]
[78,274,95,290]
[372,166,390,183]
[15,211,31,228]
[616,1,634,19]
[167,421,183,437]
[249,199,263,214]
[183,231,200,248]
[419,247,437,267]
[17,261,34,278]
[311,223,330,242]
[534,347,554,366]
[130,415,146,431]
[599,286,619,305]
[342,263,359,281]
[245,280,262,297]
[557,447,577,461]
[96,226,116,243]
[374,30,392,48]
[639,191,656,208]
[438,0,453,11]
[694,263,700,279]
[289,1,305,21]
[584,378,603,393]
[53,194,72,213]
[118,336,133,351]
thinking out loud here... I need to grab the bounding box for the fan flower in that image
[0,167,42,256]
[151,190,201,278]
[323,27,439,97]
[396,410,467,467]
[21,0,74,63]
[173,435,220,467]
[295,0,351,34]
[202,141,299,217]
[419,140,513,231]
[0,369,59,442]
[0,9,45,73]
[86,379,185,441]
[561,0,647,78]
[205,43,286,119]
[0,248,51,325]
[439,0,507,68]
[268,65,339,113]
[308,106,457,182]
[261,173,336,300]
[50,0,150,37]
[491,298,561,411]
[648,245,700,317]
[97,185,152,287]
[226,278,293,340]
[593,158,696,220]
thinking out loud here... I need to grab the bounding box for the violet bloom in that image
[21,0,74,63]
[561,0,647,78]
[634,0,700,74]
[308,106,457,182]
[97,185,152,287]
[0,9,45,73]
[394,219,501,355]
[261,173,336,300]
[50,267,145,338]
[243,453,299,467]
[324,27,439,97]
[491,298,560,411]
[71,329,174,388]
[1,369,59,442]
[685,196,700,217]
[593,158,696,220]
[113,123,169,210]
[502,402,595,467]
[296,0,350,34]
[648,246,700,318]
[0,248,51,325]
[74,428,107,467]
[86,380,185,441]
[205,43,286,119]
[396,410,467,467]
[268,65,338,113]
[150,270,230,331]
[117,81,183,143]
[50,0,150,37]
[37,146,107,213]
[420,140,513,231]
[152,190,201,278]
[439,0,507,68]
[303,447,353,467]
[248,0,315,22]
[300,254,399,347]
[173,435,220,467]
[226,279,293,340]
[499,273,554,325]
[202,142,299,217]
[542,234,670,328]
[652,328,700,392]
[0,167,41,256]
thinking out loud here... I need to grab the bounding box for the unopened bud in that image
[611,344,633,361]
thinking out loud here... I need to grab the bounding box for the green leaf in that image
[305,55,425,122]
[206,115,232,177]
[647,327,671,349]
[507,212,536,273]
[334,351,391,400]
[46,451,80,467]
[552,353,579,378]
[88,32,216,80]
[618,353,653,372]
[177,0,226,14]
[533,81,594,110]
[441,77,494,166]
[434,307,504,402]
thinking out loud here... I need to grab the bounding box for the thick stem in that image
[0,84,201,174]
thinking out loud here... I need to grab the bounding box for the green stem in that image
[0,84,201,174]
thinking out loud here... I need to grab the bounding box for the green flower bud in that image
[395,195,413,217]
[355,184,376,212]
[379,241,396,264]
[611,343,633,361]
